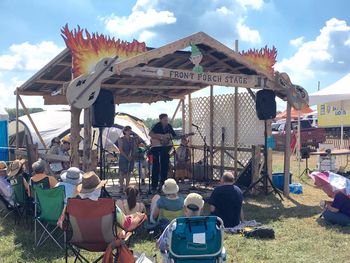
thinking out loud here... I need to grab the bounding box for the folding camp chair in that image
[168,216,226,262]
[34,185,65,249]
[3,175,31,224]
[65,198,120,263]
[30,176,50,197]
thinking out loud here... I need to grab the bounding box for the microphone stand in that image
[193,125,209,184]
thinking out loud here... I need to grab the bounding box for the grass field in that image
[1,152,350,263]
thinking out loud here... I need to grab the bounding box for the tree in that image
[5,108,44,121]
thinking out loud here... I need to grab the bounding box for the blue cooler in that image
[272,173,292,191]
[289,183,303,194]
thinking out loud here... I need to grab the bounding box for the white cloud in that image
[0,41,63,71]
[101,0,263,46]
[289,36,304,47]
[236,19,261,44]
[101,9,176,37]
[237,0,264,10]
[276,18,350,83]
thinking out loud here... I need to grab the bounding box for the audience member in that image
[30,159,58,190]
[56,167,83,203]
[175,137,191,182]
[157,193,204,259]
[0,161,12,205]
[116,186,146,215]
[322,192,350,226]
[151,178,184,225]
[209,171,243,228]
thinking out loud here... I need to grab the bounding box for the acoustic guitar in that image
[151,132,195,148]
[66,56,118,109]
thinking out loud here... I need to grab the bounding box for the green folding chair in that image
[4,175,31,224]
[30,176,50,197]
[34,185,65,249]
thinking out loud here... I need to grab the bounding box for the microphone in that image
[192,123,199,129]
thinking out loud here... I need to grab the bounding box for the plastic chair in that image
[65,198,119,263]
[168,216,225,262]
[34,185,65,249]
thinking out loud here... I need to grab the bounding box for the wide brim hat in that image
[76,171,106,194]
[0,161,7,172]
[7,159,25,177]
[60,167,83,185]
[162,178,179,195]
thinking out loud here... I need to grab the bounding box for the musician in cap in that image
[149,114,177,192]
[49,135,71,177]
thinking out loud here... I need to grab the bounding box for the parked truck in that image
[272,119,326,151]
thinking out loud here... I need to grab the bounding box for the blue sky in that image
[1,0,350,117]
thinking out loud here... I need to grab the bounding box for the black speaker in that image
[300,147,310,159]
[256,90,276,120]
[92,89,115,127]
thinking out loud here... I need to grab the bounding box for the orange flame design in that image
[240,46,277,76]
[61,24,147,77]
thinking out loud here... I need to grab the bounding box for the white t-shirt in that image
[56,182,77,203]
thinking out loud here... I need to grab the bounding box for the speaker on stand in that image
[299,147,311,178]
[92,89,115,196]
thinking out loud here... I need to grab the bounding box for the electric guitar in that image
[151,132,195,148]
[66,56,118,109]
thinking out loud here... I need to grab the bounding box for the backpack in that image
[243,227,275,239]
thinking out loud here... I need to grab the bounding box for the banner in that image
[318,100,350,127]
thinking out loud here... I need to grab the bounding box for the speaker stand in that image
[299,157,312,178]
[98,127,112,197]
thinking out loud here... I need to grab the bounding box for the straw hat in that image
[60,167,83,185]
[76,171,106,194]
[184,193,204,211]
[162,178,179,195]
[0,161,7,171]
[62,134,71,143]
[7,159,25,177]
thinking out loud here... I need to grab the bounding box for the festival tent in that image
[8,110,150,153]
[0,107,9,161]
[275,106,314,120]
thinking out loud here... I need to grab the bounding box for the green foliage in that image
[5,108,44,121]
[143,118,182,129]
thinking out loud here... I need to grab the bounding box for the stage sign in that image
[123,66,270,88]
[318,101,350,127]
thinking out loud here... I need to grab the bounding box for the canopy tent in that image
[0,107,9,161]
[309,73,350,105]
[275,106,314,120]
[8,110,150,152]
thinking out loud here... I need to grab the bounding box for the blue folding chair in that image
[168,216,226,262]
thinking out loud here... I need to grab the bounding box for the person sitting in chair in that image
[209,171,244,228]
[0,161,12,205]
[157,193,204,259]
[150,179,184,228]
[175,137,191,182]
[55,167,83,203]
[322,192,350,226]
[30,159,58,191]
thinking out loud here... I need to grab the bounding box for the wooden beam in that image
[181,99,186,135]
[16,88,19,150]
[209,85,214,179]
[56,61,72,67]
[266,120,273,190]
[18,95,48,150]
[71,107,82,167]
[188,94,193,146]
[171,100,182,123]
[102,84,200,90]
[35,79,64,85]
[43,95,68,105]
[234,40,239,176]
[122,66,267,88]
[83,108,92,171]
[283,103,291,196]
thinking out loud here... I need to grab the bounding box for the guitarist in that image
[149,114,177,192]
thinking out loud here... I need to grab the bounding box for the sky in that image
[1,0,350,118]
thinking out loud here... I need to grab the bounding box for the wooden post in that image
[181,99,186,134]
[209,85,214,179]
[83,108,92,171]
[251,145,261,185]
[266,120,273,189]
[283,103,291,196]
[234,40,239,176]
[171,99,182,124]
[18,95,47,151]
[15,88,19,151]
[71,107,82,168]
[188,94,193,145]
[220,127,225,177]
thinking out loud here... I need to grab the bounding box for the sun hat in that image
[76,171,106,194]
[0,161,7,171]
[62,134,71,143]
[7,159,25,177]
[162,178,179,195]
[184,193,204,211]
[60,167,83,185]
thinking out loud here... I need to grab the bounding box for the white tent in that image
[8,110,150,152]
[309,73,350,105]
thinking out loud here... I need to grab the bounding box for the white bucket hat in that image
[162,178,179,195]
[60,167,83,185]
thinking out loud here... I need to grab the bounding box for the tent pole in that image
[297,110,301,177]
[341,100,344,149]
[15,88,19,151]
[283,102,292,196]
